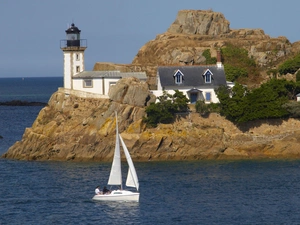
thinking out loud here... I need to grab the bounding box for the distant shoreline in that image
[0,100,47,106]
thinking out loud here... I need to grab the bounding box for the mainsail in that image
[107,114,122,188]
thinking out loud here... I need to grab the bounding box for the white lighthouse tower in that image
[60,23,87,89]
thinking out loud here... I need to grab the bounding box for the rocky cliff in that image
[3,77,300,161]
[94,10,300,88]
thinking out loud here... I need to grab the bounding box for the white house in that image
[152,51,229,104]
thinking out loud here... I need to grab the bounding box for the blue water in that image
[0,77,63,154]
[1,77,300,224]
[0,77,63,103]
[1,159,300,224]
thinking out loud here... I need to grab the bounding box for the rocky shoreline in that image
[3,78,300,162]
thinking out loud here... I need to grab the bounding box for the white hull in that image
[92,190,140,202]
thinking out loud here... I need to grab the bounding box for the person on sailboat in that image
[102,186,111,195]
[95,186,102,195]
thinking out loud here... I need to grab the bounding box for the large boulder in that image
[167,10,230,35]
[108,77,156,107]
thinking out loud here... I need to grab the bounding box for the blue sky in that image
[0,0,299,78]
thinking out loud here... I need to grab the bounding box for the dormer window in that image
[173,69,184,84]
[203,69,213,83]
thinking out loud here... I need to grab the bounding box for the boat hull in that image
[92,190,140,202]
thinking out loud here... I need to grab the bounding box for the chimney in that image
[216,48,222,68]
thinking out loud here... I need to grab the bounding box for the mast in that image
[116,112,123,190]
[107,112,122,189]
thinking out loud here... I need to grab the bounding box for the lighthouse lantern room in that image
[60,23,87,89]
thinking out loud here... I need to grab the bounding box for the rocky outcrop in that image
[108,77,156,107]
[3,77,300,161]
[167,10,230,35]
[94,10,300,87]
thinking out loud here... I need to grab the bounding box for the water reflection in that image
[93,201,140,223]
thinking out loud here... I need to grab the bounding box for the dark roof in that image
[158,65,227,88]
[73,71,147,80]
[66,23,81,34]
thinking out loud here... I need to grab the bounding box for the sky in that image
[0,0,299,78]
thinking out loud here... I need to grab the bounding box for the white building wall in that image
[73,79,103,95]
[63,51,85,90]
[103,77,120,95]
[63,53,72,89]
[71,52,85,75]
[152,87,218,103]
[201,87,219,103]
[72,77,121,96]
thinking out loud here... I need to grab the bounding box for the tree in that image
[144,90,189,127]
[278,54,300,75]
[216,80,291,123]
[282,101,300,118]
[172,90,190,112]
[215,84,247,122]
[224,64,248,82]
[240,84,289,122]
[195,100,220,116]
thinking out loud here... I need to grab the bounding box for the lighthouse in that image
[60,23,87,89]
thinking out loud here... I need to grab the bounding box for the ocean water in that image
[0,77,63,154]
[1,77,300,224]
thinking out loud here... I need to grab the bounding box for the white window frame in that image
[205,92,211,102]
[173,69,184,84]
[203,69,213,83]
[83,79,93,88]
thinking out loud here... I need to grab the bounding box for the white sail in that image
[107,114,122,187]
[119,134,139,191]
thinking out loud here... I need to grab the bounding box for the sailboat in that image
[92,112,140,202]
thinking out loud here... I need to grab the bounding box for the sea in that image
[1,77,300,224]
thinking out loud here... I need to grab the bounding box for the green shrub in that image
[278,54,300,75]
[202,49,217,65]
[144,90,189,127]
[195,100,221,116]
[224,64,248,81]
[221,44,257,82]
[282,101,300,118]
[195,100,209,115]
